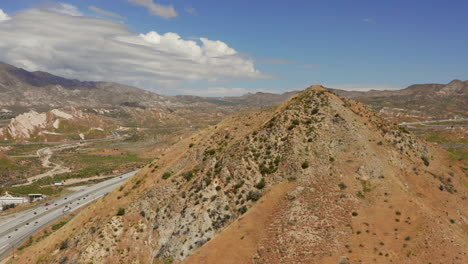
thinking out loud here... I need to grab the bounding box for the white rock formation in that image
[4,111,47,139]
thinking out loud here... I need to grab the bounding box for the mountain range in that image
[1,61,466,124]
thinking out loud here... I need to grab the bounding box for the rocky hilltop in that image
[14,86,467,264]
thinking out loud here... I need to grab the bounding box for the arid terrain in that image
[8,85,466,264]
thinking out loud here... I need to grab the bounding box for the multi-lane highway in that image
[0,170,138,260]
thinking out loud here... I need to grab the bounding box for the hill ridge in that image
[13,86,467,264]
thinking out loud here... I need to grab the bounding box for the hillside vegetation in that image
[13,86,467,264]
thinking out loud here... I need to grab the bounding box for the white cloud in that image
[363,18,373,23]
[128,0,177,19]
[49,2,83,16]
[0,7,265,93]
[0,9,11,21]
[89,6,125,19]
[328,83,400,91]
[185,7,197,16]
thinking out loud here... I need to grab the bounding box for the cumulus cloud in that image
[89,6,125,19]
[128,0,177,19]
[0,7,265,92]
[0,9,11,21]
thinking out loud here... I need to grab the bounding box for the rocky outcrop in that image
[1,111,47,139]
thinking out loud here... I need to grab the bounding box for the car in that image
[14,228,17,231]
[26,222,29,225]
[33,212,37,215]
[7,235,11,238]
[55,203,58,206]
[44,202,50,206]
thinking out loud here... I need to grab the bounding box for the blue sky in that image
[0,0,467,96]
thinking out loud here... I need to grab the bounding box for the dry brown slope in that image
[13,85,467,264]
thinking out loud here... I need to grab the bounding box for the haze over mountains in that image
[1,61,466,123]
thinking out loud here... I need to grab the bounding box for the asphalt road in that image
[399,118,468,126]
[0,170,138,260]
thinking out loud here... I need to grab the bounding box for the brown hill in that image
[12,86,467,264]
[331,80,468,120]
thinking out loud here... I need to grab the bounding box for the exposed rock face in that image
[2,111,47,139]
[0,108,99,140]
[14,86,467,264]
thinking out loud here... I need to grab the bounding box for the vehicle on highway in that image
[63,207,71,212]
[44,202,50,206]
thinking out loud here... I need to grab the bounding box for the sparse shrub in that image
[140,211,146,217]
[338,183,347,190]
[255,178,266,189]
[329,157,335,162]
[189,143,195,148]
[162,172,172,180]
[239,206,247,214]
[246,191,262,201]
[352,212,358,217]
[421,155,430,166]
[163,256,174,264]
[205,149,216,156]
[52,220,68,231]
[183,171,194,181]
[404,236,411,241]
[59,239,69,250]
[377,141,383,145]
[356,191,365,199]
[116,208,125,216]
[292,119,300,125]
[301,161,309,169]
[215,186,222,191]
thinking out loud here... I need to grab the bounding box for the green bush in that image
[246,191,262,201]
[338,183,347,190]
[162,172,172,179]
[183,171,194,181]
[301,161,309,169]
[116,208,125,216]
[255,178,266,189]
[52,220,68,231]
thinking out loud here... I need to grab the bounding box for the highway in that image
[399,118,468,126]
[0,170,138,260]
